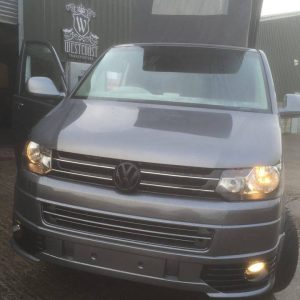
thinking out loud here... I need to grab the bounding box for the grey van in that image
[11,41,300,298]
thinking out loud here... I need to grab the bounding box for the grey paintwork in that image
[31,99,282,170]
[12,44,295,298]
[13,169,284,298]
[29,47,282,170]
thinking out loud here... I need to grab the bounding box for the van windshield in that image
[74,45,270,112]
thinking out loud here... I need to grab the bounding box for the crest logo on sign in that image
[63,3,99,61]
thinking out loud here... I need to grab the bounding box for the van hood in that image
[31,99,282,169]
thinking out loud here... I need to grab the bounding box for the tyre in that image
[273,209,299,292]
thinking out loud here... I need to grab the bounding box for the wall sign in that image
[63,3,99,61]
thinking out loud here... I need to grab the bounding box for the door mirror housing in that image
[26,77,65,98]
[279,94,300,118]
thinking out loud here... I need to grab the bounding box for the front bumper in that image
[13,170,285,298]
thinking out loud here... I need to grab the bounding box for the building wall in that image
[23,0,132,62]
[257,14,300,102]
[0,1,18,127]
[257,14,300,135]
[0,0,18,25]
[22,0,263,63]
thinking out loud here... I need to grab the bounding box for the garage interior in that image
[0,23,18,129]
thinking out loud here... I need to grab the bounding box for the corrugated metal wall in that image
[0,0,18,25]
[257,14,300,102]
[23,0,132,62]
[23,0,262,62]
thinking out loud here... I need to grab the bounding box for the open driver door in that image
[12,41,67,161]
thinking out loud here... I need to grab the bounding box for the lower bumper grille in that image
[201,257,276,293]
[42,204,214,253]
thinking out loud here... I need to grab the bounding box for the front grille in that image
[42,204,214,253]
[50,150,221,198]
[201,256,276,293]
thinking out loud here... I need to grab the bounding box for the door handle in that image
[17,102,24,110]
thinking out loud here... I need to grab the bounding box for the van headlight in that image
[216,165,281,200]
[24,141,52,175]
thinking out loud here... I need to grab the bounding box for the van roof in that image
[114,43,258,53]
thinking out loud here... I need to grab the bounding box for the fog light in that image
[245,261,268,282]
[12,221,23,240]
[12,224,21,233]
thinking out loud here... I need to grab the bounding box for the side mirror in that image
[279,94,300,118]
[26,77,65,98]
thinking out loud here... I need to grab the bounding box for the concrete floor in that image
[0,134,299,300]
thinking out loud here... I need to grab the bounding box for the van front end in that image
[13,156,284,298]
[12,44,299,298]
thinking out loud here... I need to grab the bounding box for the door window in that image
[20,43,65,96]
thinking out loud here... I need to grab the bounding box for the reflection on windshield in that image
[75,45,269,112]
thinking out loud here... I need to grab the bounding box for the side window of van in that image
[21,43,64,96]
